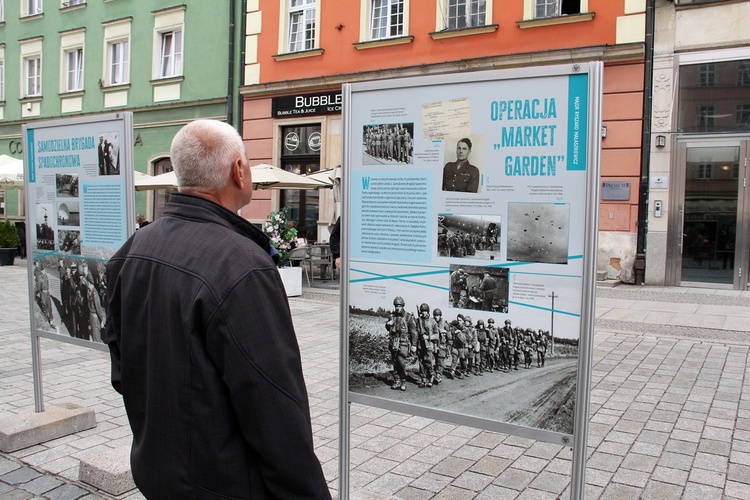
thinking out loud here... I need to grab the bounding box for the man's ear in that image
[231,157,245,188]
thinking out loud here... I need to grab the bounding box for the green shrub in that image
[0,220,20,249]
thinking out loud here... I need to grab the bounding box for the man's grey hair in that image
[170,119,246,191]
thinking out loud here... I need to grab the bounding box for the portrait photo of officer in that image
[442,137,481,193]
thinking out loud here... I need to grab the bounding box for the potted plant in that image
[0,220,20,266]
[263,208,302,296]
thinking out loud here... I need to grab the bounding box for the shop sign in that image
[272,91,342,117]
[601,181,630,200]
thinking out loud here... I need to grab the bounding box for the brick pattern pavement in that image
[3,259,750,498]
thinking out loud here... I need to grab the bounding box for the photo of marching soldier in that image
[35,204,55,251]
[507,202,570,265]
[362,123,414,165]
[348,292,579,433]
[437,213,500,260]
[31,256,107,343]
[449,264,509,313]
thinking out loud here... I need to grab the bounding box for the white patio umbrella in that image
[251,163,329,190]
[305,168,335,188]
[134,170,178,191]
[0,155,24,187]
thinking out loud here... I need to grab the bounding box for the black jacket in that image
[104,193,330,499]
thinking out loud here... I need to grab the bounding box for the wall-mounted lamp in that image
[655,135,666,148]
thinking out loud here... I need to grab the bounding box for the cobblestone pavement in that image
[3,258,750,499]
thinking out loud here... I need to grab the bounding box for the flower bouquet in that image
[263,207,298,267]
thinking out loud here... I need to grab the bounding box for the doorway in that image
[669,139,749,288]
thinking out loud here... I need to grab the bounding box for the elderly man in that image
[104,120,330,499]
[442,138,480,193]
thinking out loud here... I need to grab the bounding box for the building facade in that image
[646,0,750,289]
[0,0,243,221]
[240,0,648,278]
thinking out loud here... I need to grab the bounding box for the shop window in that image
[280,124,322,242]
[679,59,750,133]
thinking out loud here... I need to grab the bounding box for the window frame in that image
[522,0,588,20]
[152,7,185,80]
[369,0,404,40]
[102,18,131,87]
[109,39,129,86]
[64,47,83,92]
[23,0,43,16]
[278,0,321,55]
[24,56,41,97]
[0,60,4,102]
[698,64,716,87]
[158,29,182,78]
[288,0,317,52]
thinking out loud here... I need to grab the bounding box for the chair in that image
[309,244,333,280]
[286,246,311,287]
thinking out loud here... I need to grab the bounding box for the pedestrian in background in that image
[104,119,330,499]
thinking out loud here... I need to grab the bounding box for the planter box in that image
[278,266,302,297]
[0,248,16,267]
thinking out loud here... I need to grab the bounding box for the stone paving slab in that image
[3,260,750,498]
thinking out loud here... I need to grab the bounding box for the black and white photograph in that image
[437,213,500,260]
[57,201,80,227]
[58,229,81,255]
[506,202,570,264]
[348,290,578,433]
[32,256,107,343]
[442,136,484,193]
[449,264,509,313]
[97,133,121,175]
[35,203,55,250]
[362,123,414,165]
[55,173,79,198]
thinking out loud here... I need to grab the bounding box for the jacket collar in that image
[164,193,278,262]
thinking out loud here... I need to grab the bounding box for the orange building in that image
[240,0,647,281]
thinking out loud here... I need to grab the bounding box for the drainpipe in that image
[227,0,237,128]
[635,0,656,285]
[238,0,247,130]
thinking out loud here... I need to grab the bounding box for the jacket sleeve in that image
[205,267,330,499]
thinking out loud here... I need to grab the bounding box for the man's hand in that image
[335,257,341,269]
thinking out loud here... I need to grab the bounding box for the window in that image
[103,19,131,86]
[370,0,403,39]
[152,7,184,80]
[159,30,182,78]
[64,48,83,91]
[288,0,316,51]
[698,64,716,87]
[0,1,4,22]
[535,0,580,18]
[697,105,716,130]
[0,61,4,102]
[24,56,41,97]
[696,163,712,180]
[737,104,750,129]
[738,61,750,87]
[65,0,84,5]
[446,0,485,29]
[109,40,129,85]
[24,0,42,16]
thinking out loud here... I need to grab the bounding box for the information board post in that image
[339,63,602,498]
